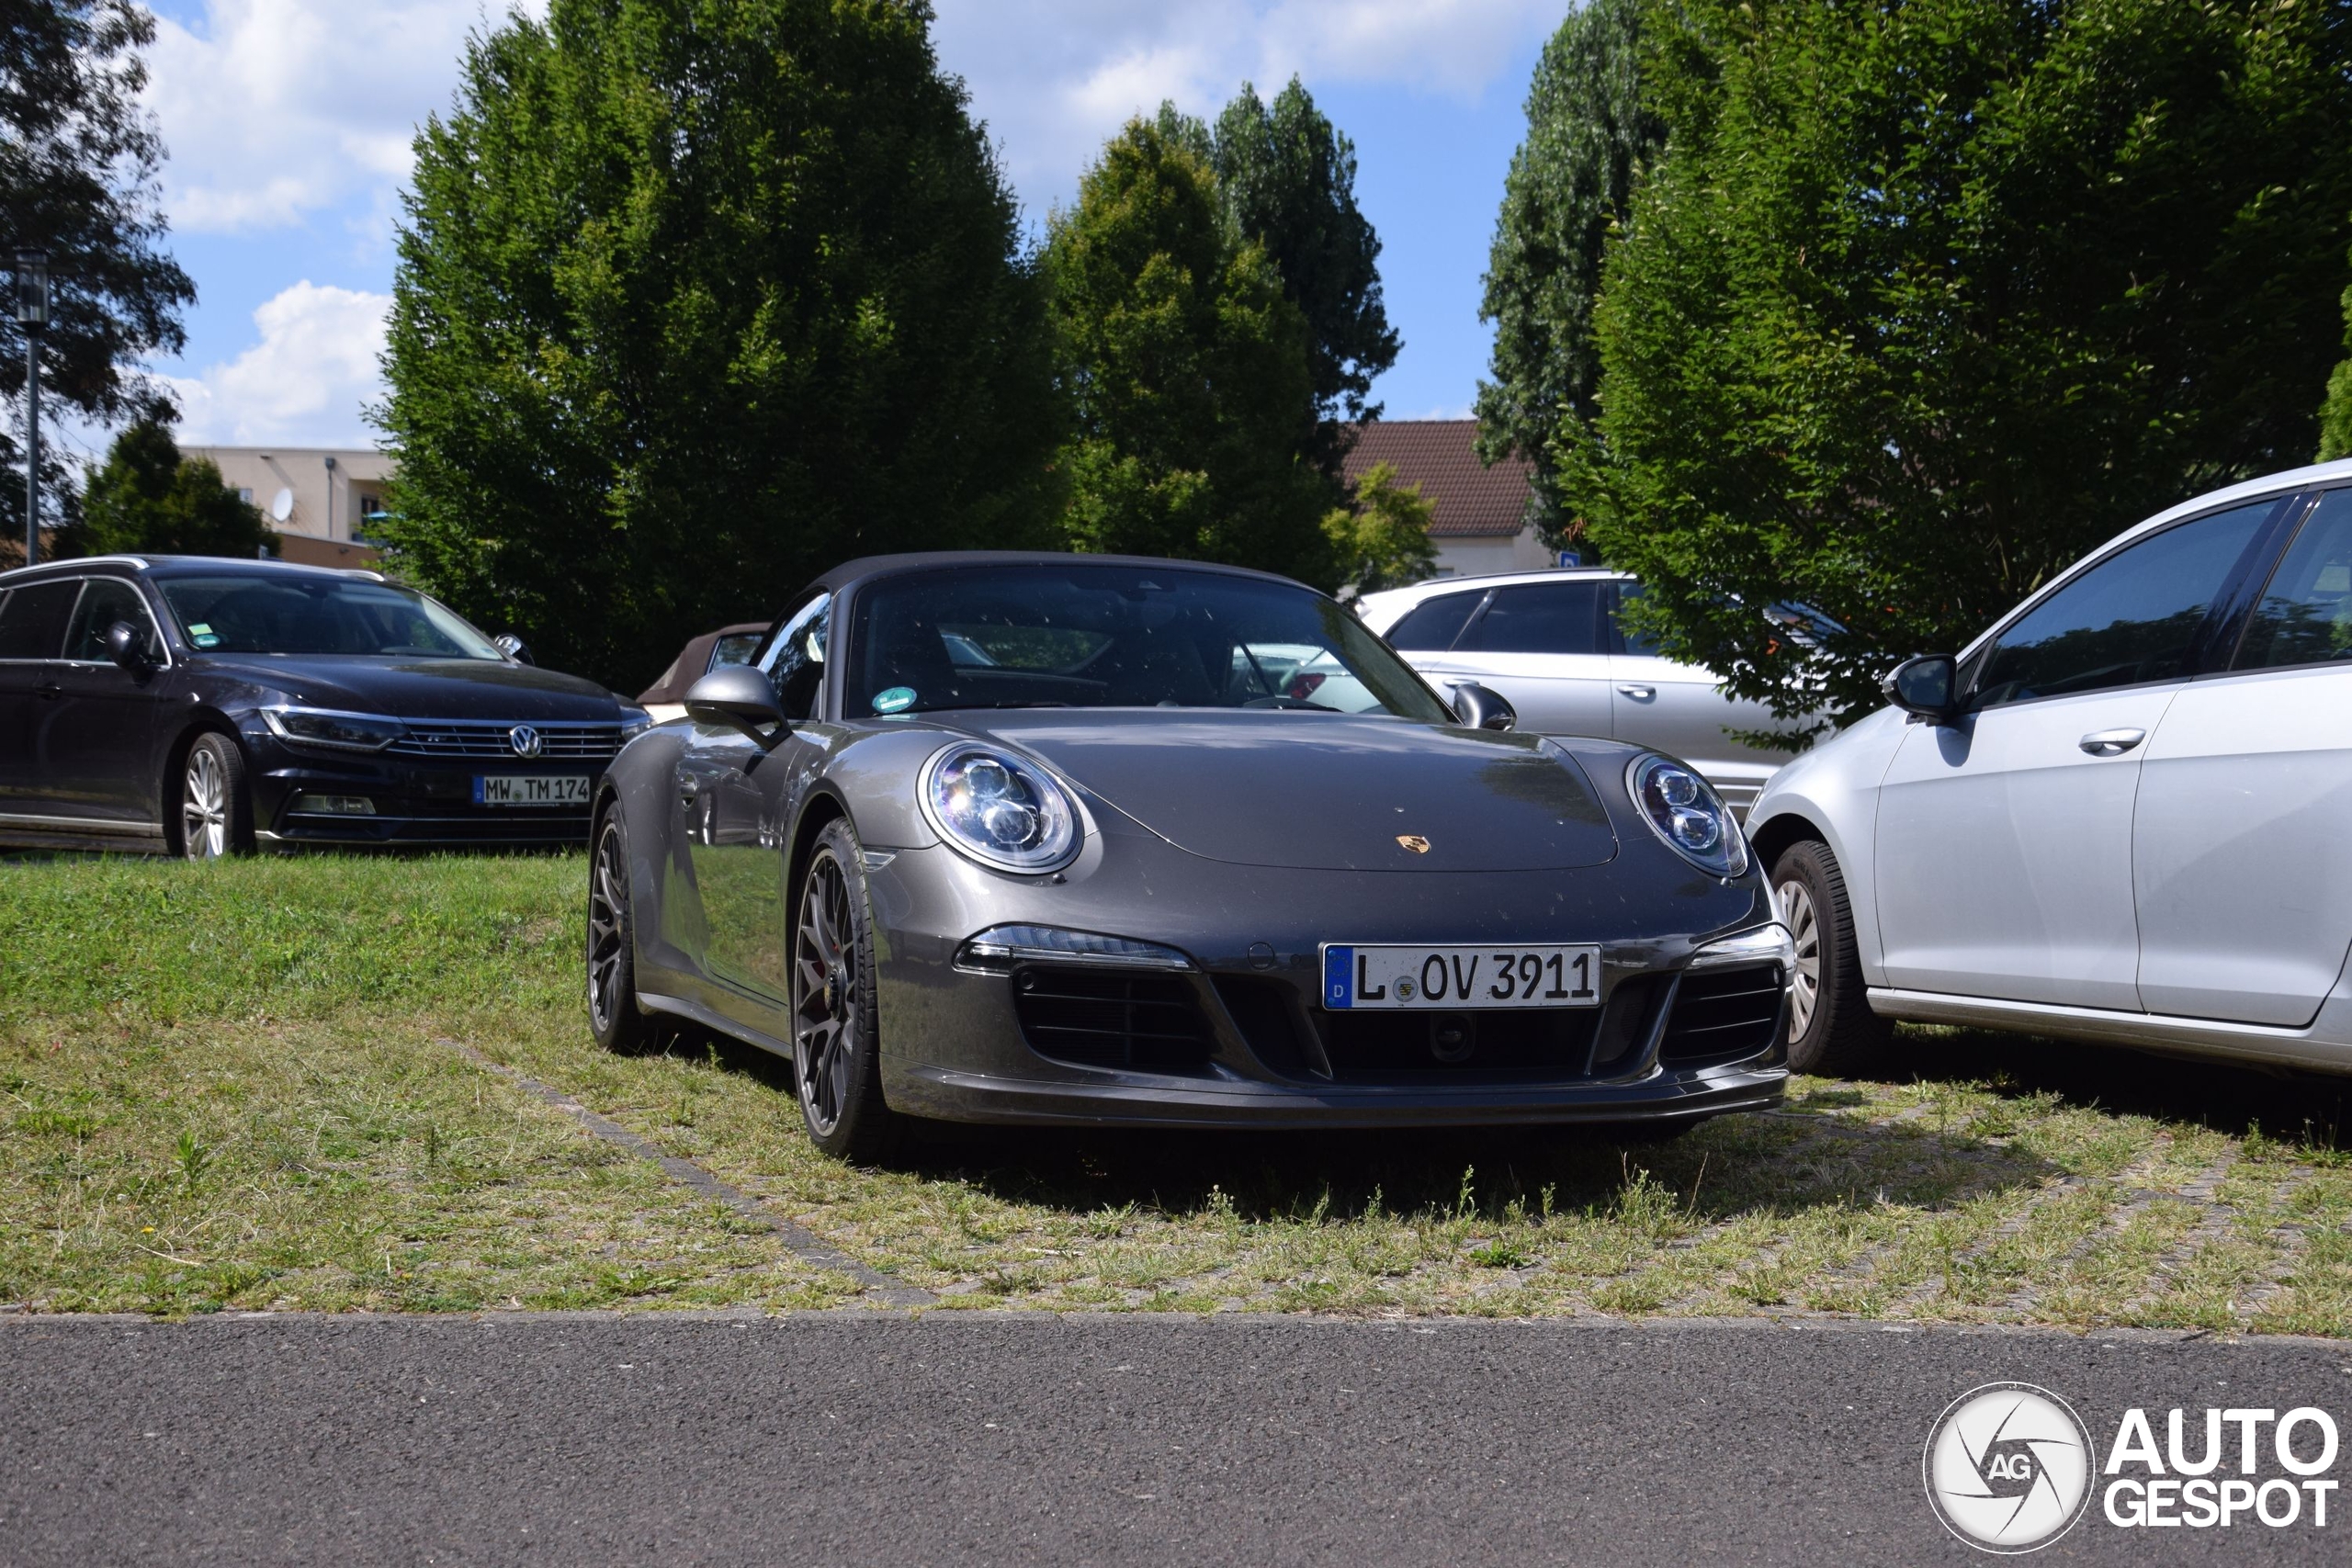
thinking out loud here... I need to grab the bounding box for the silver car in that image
[1747,457,2352,1076]
[1355,568,1818,815]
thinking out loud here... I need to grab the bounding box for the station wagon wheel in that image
[1780,875,1822,1043]
[1770,839,1891,1076]
[586,810,653,1053]
[790,818,900,1160]
[177,733,253,860]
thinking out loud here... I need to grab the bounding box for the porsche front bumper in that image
[864,843,1792,1130]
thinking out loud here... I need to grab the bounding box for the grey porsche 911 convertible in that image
[585,553,1793,1158]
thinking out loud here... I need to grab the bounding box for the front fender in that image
[1745,705,1908,982]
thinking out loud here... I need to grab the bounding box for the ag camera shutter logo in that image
[1924,1382,2096,1552]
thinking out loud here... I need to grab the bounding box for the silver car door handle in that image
[1616,684,1656,699]
[2078,728,2146,757]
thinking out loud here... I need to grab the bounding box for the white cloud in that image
[931,0,1558,208]
[164,281,391,446]
[143,0,548,235]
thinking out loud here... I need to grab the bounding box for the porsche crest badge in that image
[1396,834,1431,854]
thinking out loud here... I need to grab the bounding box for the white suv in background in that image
[1355,568,1818,815]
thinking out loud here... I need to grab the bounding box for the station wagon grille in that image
[385,720,624,761]
[1012,966,1213,1074]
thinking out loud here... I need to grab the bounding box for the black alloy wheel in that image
[790,818,899,1160]
[1770,838,1893,1075]
[587,810,653,1053]
[177,733,254,860]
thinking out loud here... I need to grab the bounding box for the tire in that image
[176,733,253,860]
[1771,838,1893,1075]
[789,817,900,1161]
[587,808,658,1054]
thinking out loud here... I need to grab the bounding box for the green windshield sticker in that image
[187,622,220,649]
[872,686,916,715]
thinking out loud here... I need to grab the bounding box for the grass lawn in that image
[4,852,2349,1332]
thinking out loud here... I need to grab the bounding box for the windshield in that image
[845,563,1453,721]
[155,574,504,660]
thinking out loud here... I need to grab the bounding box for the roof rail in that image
[0,553,151,578]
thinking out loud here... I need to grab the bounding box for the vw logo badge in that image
[508,725,544,759]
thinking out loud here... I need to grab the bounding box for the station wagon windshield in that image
[155,575,504,660]
[846,564,1452,721]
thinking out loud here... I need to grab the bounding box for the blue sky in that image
[125,0,1561,457]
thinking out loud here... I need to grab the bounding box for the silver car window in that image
[1384,589,1485,651]
[2234,489,2352,671]
[1973,502,2271,710]
[1455,581,1604,656]
[759,592,831,719]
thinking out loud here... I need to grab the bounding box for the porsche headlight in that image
[1626,753,1748,878]
[920,743,1080,874]
[262,706,404,752]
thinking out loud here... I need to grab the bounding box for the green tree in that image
[0,1,195,547]
[1565,0,2352,726]
[1323,461,1435,596]
[374,0,1060,689]
[76,418,267,558]
[1211,78,1398,468]
[1046,118,1335,583]
[1474,0,1660,544]
[2323,276,2352,461]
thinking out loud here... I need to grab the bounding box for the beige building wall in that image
[182,446,396,552]
[1430,526,1557,579]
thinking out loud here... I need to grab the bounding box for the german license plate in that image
[473,774,592,807]
[1320,943,1601,1010]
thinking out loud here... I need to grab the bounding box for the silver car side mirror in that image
[493,633,534,665]
[1883,653,1959,724]
[1449,682,1517,731]
[685,665,790,749]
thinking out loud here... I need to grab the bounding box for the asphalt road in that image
[6,1314,2350,1566]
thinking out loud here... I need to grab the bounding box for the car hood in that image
[197,655,623,719]
[957,711,1618,872]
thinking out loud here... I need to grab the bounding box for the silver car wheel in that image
[1779,875,1821,1043]
[792,849,857,1138]
[183,747,228,860]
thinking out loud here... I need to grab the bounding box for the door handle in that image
[2078,728,2146,757]
[34,681,61,701]
[1616,684,1656,699]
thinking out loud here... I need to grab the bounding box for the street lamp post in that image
[15,250,49,569]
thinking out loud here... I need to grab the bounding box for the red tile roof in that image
[1340,419,1532,538]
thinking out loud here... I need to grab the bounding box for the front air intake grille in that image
[1658,963,1784,1067]
[1012,965,1214,1074]
[386,720,624,761]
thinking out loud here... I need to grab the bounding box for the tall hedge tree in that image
[0,0,194,551]
[376,0,1060,689]
[1474,0,1659,545]
[1046,118,1334,584]
[1566,0,2352,726]
[1210,79,1398,470]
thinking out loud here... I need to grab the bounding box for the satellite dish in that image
[269,487,294,523]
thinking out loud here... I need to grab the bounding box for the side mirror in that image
[493,634,534,666]
[1449,682,1517,731]
[104,620,153,671]
[1883,653,1959,723]
[684,665,788,748]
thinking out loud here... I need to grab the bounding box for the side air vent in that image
[1012,966,1214,1074]
[1658,962,1784,1067]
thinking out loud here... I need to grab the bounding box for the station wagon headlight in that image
[262,706,404,752]
[1626,753,1748,878]
[921,743,1080,874]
